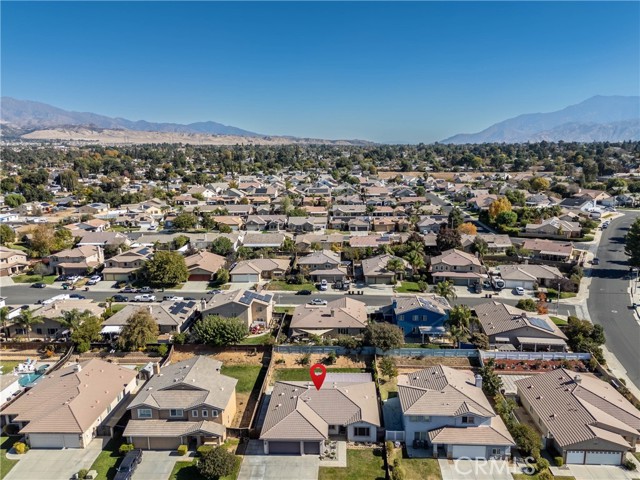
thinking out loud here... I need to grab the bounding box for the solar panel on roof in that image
[529,316,554,332]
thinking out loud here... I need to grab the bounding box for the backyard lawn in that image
[395,281,425,293]
[379,377,398,401]
[87,438,123,480]
[11,274,57,284]
[264,281,317,292]
[1,436,19,479]
[273,368,366,384]
[0,361,22,374]
[220,365,263,394]
[239,333,272,345]
[319,448,386,480]
[274,306,294,314]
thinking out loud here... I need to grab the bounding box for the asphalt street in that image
[587,211,640,387]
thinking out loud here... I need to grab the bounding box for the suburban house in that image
[520,239,575,263]
[48,245,104,276]
[430,249,486,286]
[397,366,515,459]
[184,251,226,282]
[102,301,200,335]
[524,217,582,239]
[558,197,594,212]
[260,373,380,455]
[1,359,137,448]
[245,215,287,232]
[516,369,640,465]
[288,217,327,233]
[385,295,451,337]
[497,264,564,290]
[102,246,154,282]
[7,300,104,340]
[297,250,341,273]
[362,254,409,285]
[476,234,513,254]
[0,246,28,277]
[229,258,290,283]
[78,202,110,215]
[295,233,346,252]
[202,289,273,329]
[76,231,131,250]
[0,374,21,408]
[241,233,286,249]
[473,301,568,351]
[289,298,368,339]
[124,356,237,450]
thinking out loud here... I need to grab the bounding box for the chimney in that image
[574,375,582,384]
[474,374,483,389]
[74,364,82,373]
[392,298,397,309]
[330,309,335,317]
[153,362,161,375]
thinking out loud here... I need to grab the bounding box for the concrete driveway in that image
[132,451,189,480]
[551,464,639,480]
[5,437,105,480]
[238,440,319,480]
[439,459,513,480]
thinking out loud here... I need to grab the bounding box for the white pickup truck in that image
[134,294,156,302]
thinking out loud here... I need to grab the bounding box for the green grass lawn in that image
[220,365,263,394]
[272,368,366,384]
[1,436,19,479]
[550,316,568,326]
[546,289,577,300]
[238,333,272,345]
[0,361,22,374]
[264,281,318,292]
[11,274,57,284]
[389,448,441,480]
[170,455,240,480]
[274,306,294,314]
[379,377,398,401]
[87,438,123,480]
[319,449,386,480]
[6,244,29,252]
[395,281,425,293]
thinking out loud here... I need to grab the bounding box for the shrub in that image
[177,444,188,456]
[535,458,550,473]
[198,446,237,479]
[77,469,89,479]
[554,456,564,467]
[325,350,337,365]
[275,358,285,365]
[76,341,91,353]
[536,471,553,480]
[157,344,168,356]
[14,442,29,454]
[197,445,214,457]
[391,458,405,480]
[119,443,135,455]
[3,423,19,435]
[297,353,311,366]
[623,458,637,471]
[173,332,188,345]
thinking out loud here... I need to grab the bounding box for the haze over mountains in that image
[1,95,639,145]
[442,95,640,144]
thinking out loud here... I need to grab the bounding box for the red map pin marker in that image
[309,363,327,390]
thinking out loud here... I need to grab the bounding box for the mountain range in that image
[441,95,640,144]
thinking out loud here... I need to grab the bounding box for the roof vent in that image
[536,395,543,400]
[574,375,582,384]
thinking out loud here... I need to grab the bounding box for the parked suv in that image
[134,294,156,302]
[114,449,143,480]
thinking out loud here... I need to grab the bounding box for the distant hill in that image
[1,97,260,136]
[442,95,640,144]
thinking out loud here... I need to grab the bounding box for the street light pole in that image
[556,280,561,315]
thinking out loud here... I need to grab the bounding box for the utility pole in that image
[556,280,561,315]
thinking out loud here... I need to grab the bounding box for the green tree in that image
[141,251,188,288]
[71,315,102,351]
[29,224,56,257]
[479,358,503,396]
[32,262,49,280]
[472,237,488,257]
[364,322,404,351]
[625,217,640,267]
[15,309,43,340]
[470,332,490,350]
[210,237,234,257]
[386,257,406,281]
[197,446,237,480]
[4,193,26,208]
[447,207,464,229]
[117,309,159,351]
[0,224,15,246]
[172,212,198,231]
[379,356,398,379]
[436,227,461,252]
[433,280,457,302]
[0,306,10,336]
[516,298,537,312]
[445,305,473,347]
[530,177,550,192]
[403,250,425,274]
[192,315,249,346]
[214,267,230,284]
[495,210,518,228]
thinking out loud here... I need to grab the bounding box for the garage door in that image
[585,451,621,465]
[303,442,320,455]
[189,274,212,282]
[28,433,81,449]
[451,445,487,459]
[269,441,301,455]
[566,451,585,464]
[232,274,258,283]
[505,280,526,289]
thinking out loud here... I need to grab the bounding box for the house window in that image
[36,328,43,334]
[202,410,209,417]
[413,315,419,322]
[14,328,26,335]
[170,409,183,417]
[414,431,428,441]
[212,410,219,418]
[47,328,57,335]
[397,315,404,322]
[354,427,370,437]
[192,410,198,418]
[469,266,473,271]
[338,328,349,335]
[461,416,475,425]
[410,415,430,422]
[137,408,152,419]
[492,448,501,455]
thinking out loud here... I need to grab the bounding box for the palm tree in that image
[386,257,406,282]
[434,280,457,303]
[404,250,425,275]
[445,305,474,347]
[0,306,10,337]
[448,324,467,348]
[57,309,90,335]
[15,309,43,341]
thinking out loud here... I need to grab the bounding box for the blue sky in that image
[2,1,639,143]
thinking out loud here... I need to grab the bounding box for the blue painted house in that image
[386,294,451,336]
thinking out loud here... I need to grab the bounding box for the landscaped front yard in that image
[395,281,425,293]
[1,436,19,479]
[169,441,241,480]
[389,446,441,480]
[549,316,568,326]
[264,281,318,291]
[11,274,57,284]
[87,437,123,480]
[319,448,386,480]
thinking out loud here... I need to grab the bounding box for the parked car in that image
[472,282,482,294]
[138,286,155,293]
[89,275,101,282]
[319,279,328,291]
[163,296,184,301]
[86,279,98,286]
[114,449,143,480]
[514,287,525,295]
[208,289,222,295]
[184,297,196,301]
[112,295,129,302]
[592,257,600,265]
[120,286,137,293]
[69,294,86,299]
[309,298,328,306]
[296,289,312,295]
[134,294,156,302]
[61,282,72,290]
[31,283,46,288]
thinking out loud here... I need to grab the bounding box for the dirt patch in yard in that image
[391,356,474,369]
[272,353,369,369]
[171,348,265,366]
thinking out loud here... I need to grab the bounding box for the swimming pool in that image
[17,364,50,386]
